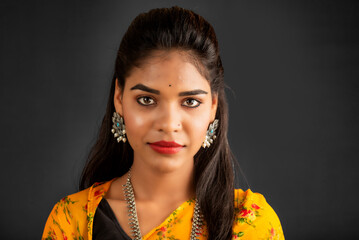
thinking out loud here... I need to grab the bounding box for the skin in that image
[105,50,218,237]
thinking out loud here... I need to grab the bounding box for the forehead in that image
[125,51,211,91]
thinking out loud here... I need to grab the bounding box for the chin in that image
[147,155,192,174]
[153,160,186,173]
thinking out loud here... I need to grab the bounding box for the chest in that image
[106,199,182,237]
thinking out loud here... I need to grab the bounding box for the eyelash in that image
[136,96,202,108]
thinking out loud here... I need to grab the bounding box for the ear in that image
[210,93,218,122]
[114,78,124,116]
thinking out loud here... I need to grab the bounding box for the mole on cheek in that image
[169,84,172,87]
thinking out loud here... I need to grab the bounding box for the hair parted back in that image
[80,6,234,240]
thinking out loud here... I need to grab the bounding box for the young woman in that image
[42,6,284,240]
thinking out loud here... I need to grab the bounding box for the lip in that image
[148,141,184,154]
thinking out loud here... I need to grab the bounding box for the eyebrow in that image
[130,84,160,95]
[130,84,208,96]
[178,89,208,96]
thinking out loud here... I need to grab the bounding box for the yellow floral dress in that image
[42,179,284,240]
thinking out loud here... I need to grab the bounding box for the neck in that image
[129,159,195,204]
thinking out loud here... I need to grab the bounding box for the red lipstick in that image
[148,141,184,154]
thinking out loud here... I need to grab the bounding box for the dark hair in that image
[80,6,234,240]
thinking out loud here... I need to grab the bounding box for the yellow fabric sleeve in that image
[42,201,74,240]
[232,189,284,239]
[41,194,90,240]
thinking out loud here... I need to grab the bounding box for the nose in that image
[155,103,182,133]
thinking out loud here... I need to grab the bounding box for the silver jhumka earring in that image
[111,112,127,143]
[202,119,219,148]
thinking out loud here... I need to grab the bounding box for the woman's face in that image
[114,50,218,173]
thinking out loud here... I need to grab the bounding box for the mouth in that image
[148,141,184,154]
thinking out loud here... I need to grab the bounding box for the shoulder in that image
[51,187,90,222]
[42,179,115,240]
[232,189,285,239]
[53,180,113,225]
[234,189,271,211]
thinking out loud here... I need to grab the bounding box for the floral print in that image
[54,197,78,225]
[232,189,284,239]
[42,179,284,239]
[235,203,261,226]
[232,231,244,239]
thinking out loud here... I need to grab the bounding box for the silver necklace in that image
[123,171,203,240]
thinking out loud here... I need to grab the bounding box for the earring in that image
[111,112,127,143]
[202,119,219,148]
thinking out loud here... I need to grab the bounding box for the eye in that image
[137,96,156,106]
[182,98,201,108]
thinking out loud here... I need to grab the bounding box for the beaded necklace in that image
[122,172,203,240]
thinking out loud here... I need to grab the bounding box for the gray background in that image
[1,0,358,239]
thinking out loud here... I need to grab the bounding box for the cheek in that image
[122,105,150,148]
[186,113,210,148]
